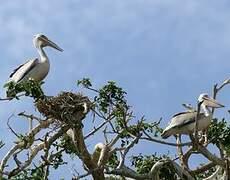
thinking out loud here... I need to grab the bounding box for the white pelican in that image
[92,143,104,164]
[8,34,63,83]
[161,93,224,139]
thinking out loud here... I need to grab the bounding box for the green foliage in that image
[77,78,92,88]
[95,81,128,114]
[12,154,65,179]
[4,80,45,101]
[107,152,119,168]
[30,166,45,180]
[120,118,163,139]
[199,119,230,178]
[95,81,131,134]
[78,78,131,132]
[13,166,45,180]
[78,78,163,155]
[50,153,66,169]
[196,166,216,180]
[16,133,34,148]
[58,134,78,155]
[208,118,230,154]
[131,154,177,179]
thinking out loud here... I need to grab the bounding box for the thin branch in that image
[105,165,148,180]
[141,131,192,147]
[203,166,223,180]
[117,135,140,168]
[182,147,194,170]
[108,133,121,148]
[85,86,99,93]
[103,126,109,143]
[0,145,21,175]
[106,160,194,180]
[84,116,114,140]
[170,161,195,180]
[212,78,230,114]
[0,93,25,101]
[182,103,195,111]
[191,162,215,175]
[73,167,101,180]
[7,114,20,138]
[7,126,69,178]
[198,145,225,167]
[176,135,184,166]
[0,97,12,101]
[18,112,44,122]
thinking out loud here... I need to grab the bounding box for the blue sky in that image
[0,0,230,179]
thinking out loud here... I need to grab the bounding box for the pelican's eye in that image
[39,35,48,40]
[202,94,209,99]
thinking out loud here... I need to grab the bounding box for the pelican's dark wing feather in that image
[10,63,25,78]
[167,111,196,129]
[175,117,195,128]
[170,112,205,129]
[172,112,189,118]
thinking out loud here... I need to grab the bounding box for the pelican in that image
[92,143,104,164]
[161,93,224,139]
[7,34,63,84]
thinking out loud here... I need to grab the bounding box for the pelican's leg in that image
[176,135,184,166]
[198,130,208,146]
[198,131,204,144]
[28,117,33,155]
[203,130,208,146]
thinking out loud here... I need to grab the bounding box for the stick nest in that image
[36,92,92,126]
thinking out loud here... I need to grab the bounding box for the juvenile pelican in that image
[8,34,63,83]
[92,143,105,164]
[161,93,224,139]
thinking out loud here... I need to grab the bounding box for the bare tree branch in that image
[7,125,69,178]
[140,132,192,147]
[191,162,215,175]
[117,135,140,169]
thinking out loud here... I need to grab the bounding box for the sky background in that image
[0,0,229,179]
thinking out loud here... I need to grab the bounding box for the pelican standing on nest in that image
[8,33,63,84]
[161,93,224,139]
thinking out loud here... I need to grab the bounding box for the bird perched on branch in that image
[7,33,63,84]
[161,93,224,139]
[92,143,105,165]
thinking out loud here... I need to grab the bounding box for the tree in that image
[0,77,229,180]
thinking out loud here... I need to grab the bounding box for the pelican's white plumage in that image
[92,143,105,165]
[161,93,224,139]
[8,34,63,83]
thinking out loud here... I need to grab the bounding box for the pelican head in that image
[198,93,224,108]
[94,143,104,151]
[33,34,63,52]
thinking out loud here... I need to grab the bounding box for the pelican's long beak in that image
[202,96,224,108]
[43,37,63,52]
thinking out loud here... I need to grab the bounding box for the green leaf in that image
[77,78,92,88]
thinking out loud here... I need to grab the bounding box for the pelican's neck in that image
[200,104,211,117]
[37,46,49,63]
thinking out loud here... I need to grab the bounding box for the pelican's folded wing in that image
[9,58,38,83]
[167,111,197,129]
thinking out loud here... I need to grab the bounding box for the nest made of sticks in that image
[36,92,92,126]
